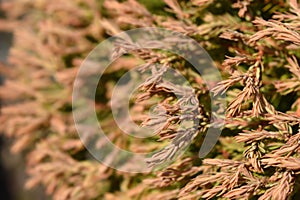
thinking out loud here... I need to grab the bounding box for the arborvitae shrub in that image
[1,0,300,199]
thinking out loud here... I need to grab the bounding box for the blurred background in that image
[0,6,14,197]
[0,4,46,200]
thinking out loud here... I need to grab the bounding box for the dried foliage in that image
[1,0,300,199]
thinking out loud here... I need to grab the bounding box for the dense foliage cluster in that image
[1,0,300,199]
